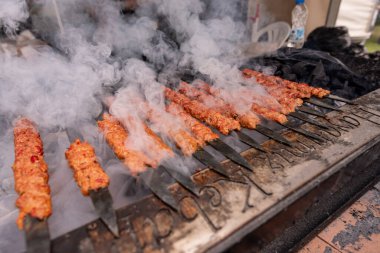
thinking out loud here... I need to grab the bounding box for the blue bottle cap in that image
[296,0,305,4]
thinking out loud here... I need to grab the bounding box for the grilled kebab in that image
[65,139,110,195]
[12,118,52,229]
[98,113,157,175]
[242,69,331,99]
[164,87,240,135]
[166,102,219,146]
[195,81,288,124]
[144,103,200,156]
[178,81,260,129]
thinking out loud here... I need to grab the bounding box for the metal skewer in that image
[326,94,356,105]
[305,98,342,111]
[280,122,325,142]
[65,129,120,237]
[254,125,293,147]
[160,165,200,196]
[89,188,119,237]
[297,105,326,118]
[234,130,268,153]
[193,148,231,177]
[207,139,253,171]
[140,168,179,211]
[95,111,191,210]
[24,216,50,253]
[288,111,331,129]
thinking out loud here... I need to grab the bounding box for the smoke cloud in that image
[0,1,278,252]
[0,0,28,35]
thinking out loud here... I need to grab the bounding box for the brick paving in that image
[298,181,380,253]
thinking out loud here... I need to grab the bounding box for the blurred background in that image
[248,0,380,51]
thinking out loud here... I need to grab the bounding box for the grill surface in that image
[51,89,380,253]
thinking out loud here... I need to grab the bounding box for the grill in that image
[2,2,380,253]
[48,88,380,253]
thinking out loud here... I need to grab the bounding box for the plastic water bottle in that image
[287,0,308,48]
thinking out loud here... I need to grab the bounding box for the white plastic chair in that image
[252,21,291,48]
[241,21,291,58]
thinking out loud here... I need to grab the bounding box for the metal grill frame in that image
[51,89,380,253]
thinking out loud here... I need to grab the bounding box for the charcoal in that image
[246,47,377,100]
[304,26,351,53]
[245,25,380,99]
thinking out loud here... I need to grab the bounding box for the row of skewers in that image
[10,69,350,253]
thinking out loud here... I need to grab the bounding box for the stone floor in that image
[298,181,380,253]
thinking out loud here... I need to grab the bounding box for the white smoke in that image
[147,0,272,115]
[0,50,103,129]
[0,1,131,251]
[0,0,28,35]
[0,1,277,252]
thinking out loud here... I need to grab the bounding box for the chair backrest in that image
[252,21,291,48]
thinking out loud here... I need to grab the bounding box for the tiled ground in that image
[299,181,380,253]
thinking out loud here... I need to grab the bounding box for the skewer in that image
[160,164,200,196]
[12,118,52,253]
[241,69,350,113]
[326,94,357,105]
[141,124,201,196]
[89,188,119,237]
[207,139,253,171]
[142,101,230,181]
[254,125,293,147]
[101,101,202,197]
[255,117,326,143]
[305,98,343,111]
[193,148,231,177]
[140,167,179,211]
[280,122,325,142]
[234,130,268,153]
[165,99,254,171]
[170,83,294,148]
[297,105,326,118]
[97,114,190,208]
[24,217,50,253]
[65,136,120,237]
[179,81,298,147]
[288,112,331,129]
[231,71,332,142]
[176,78,329,146]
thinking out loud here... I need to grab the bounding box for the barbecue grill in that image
[1,2,380,253]
[47,88,380,253]
[1,39,379,251]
